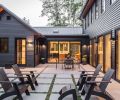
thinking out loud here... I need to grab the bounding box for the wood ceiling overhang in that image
[81,0,95,18]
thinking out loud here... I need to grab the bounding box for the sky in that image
[0,0,48,27]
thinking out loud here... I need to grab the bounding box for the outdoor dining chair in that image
[12,64,38,90]
[58,69,114,100]
[0,68,30,100]
[64,58,74,69]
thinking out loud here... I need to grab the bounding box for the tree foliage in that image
[40,0,83,26]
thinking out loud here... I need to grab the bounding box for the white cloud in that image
[0,0,48,27]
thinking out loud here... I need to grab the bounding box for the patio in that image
[1,64,120,100]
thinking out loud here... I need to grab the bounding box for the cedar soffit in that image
[81,0,95,18]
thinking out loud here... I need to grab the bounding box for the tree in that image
[40,0,83,26]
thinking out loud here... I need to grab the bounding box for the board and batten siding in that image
[0,11,35,67]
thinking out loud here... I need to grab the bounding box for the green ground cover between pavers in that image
[71,74,81,100]
[45,74,56,100]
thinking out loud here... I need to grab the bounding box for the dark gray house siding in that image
[0,5,43,67]
[81,0,120,80]
[83,0,119,38]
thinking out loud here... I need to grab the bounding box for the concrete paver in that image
[1,64,120,100]
[37,78,53,84]
[54,78,73,84]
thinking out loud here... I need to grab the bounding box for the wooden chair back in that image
[12,64,24,82]
[0,68,12,92]
[99,69,114,92]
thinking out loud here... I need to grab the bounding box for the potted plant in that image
[41,57,45,64]
[82,55,87,65]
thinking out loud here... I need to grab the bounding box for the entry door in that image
[15,39,26,65]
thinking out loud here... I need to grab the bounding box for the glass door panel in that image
[90,41,92,65]
[48,41,59,63]
[70,42,81,62]
[16,39,26,64]
[93,39,97,67]
[98,36,103,71]
[104,34,111,72]
[116,31,120,80]
[59,41,69,62]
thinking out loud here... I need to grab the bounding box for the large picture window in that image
[0,38,8,53]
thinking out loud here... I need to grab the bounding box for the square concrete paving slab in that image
[54,78,73,84]
[0,88,4,92]
[37,78,53,84]
[38,73,54,78]
[49,93,60,100]
[22,93,47,100]
[29,84,50,93]
[52,84,67,93]
[50,93,73,100]
[0,93,16,100]
[56,74,71,79]
[73,74,80,78]
[75,78,79,84]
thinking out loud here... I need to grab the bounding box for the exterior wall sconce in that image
[27,38,33,45]
[82,44,87,48]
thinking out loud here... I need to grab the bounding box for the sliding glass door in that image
[48,41,81,63]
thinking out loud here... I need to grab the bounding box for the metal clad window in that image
[101,0,105,13]
[111,0,117,4]
[0,38,8,53]
[95,0,99,19]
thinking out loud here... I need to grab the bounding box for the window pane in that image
[101,0,105,13]
[111,0,116,4]
[0,38,8,53]
[104,34,111,72]
[95,0,99,19]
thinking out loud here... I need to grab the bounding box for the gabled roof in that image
[80,0,95,19]
[0,4,44,38]
[34,27,87,36]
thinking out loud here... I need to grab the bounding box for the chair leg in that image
[25,89,30,95]
[30,71,38,86]
[13,83,23,100]
[35,80,38,86]
[27,75,35,90]
[85,84,95,100]
[78,76,86,91]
